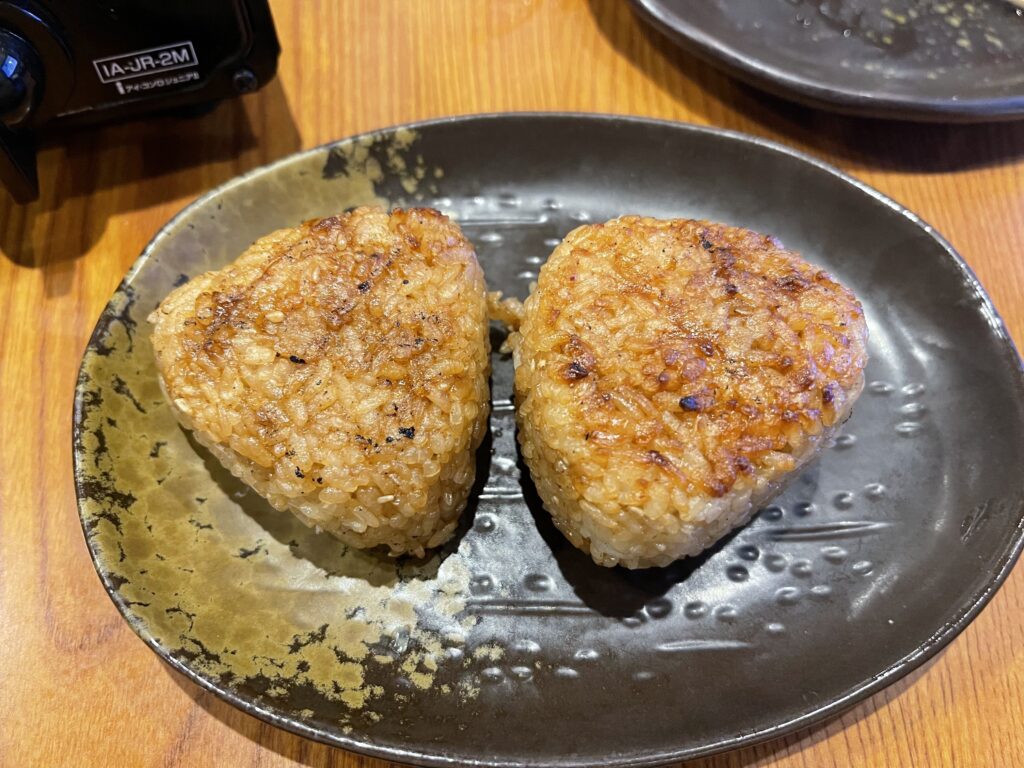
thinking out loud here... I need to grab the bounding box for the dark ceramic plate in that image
[74,114,1024,766]
[632,0,1024,121]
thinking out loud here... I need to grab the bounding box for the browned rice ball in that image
[149,207,490,557]
[511,216,868,569]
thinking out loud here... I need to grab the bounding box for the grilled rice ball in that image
[511,216,868,569]
[149,207,490,557]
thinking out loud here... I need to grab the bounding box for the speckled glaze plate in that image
[74,114,1024,766]
[632,0,1024,121]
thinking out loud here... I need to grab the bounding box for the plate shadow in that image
[182,422,491,588]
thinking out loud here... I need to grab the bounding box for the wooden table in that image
[3,1,1023,765]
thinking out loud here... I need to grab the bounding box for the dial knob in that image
[0,28,42,127]
[0,28,41,202]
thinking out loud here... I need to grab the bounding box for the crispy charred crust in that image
[679,396,700,411]
[646,449,681,476]
[562,334,596,381]
[150,206,484,472]
[520,216,868,500]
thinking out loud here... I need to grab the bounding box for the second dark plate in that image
[632,0,1024,121]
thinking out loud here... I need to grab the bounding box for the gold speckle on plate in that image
[72,126,487,735]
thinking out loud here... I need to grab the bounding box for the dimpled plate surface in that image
[74,114,1024,766]
[632,0,1024,121]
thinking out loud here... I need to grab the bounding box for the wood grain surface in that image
[2,1,1023,766]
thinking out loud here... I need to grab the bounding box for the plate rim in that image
[73,111,1024,767]
[631,0,1024,123]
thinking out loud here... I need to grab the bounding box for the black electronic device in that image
[0,0,280,203]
